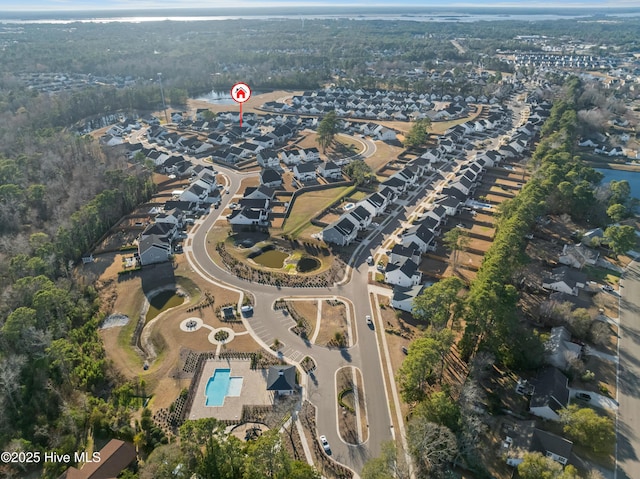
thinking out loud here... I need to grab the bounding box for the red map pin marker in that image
[231,82,251,128]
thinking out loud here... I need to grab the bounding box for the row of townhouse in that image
[145,112,306,166]
[318,101,515,252]
[264,87,473,122]
[386,100,552,305]
[321,157,433,247]
[137,167,219,266]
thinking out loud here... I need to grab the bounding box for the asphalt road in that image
[616,259,640,479]
[185,164,395,472]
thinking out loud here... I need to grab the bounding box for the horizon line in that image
[3,5,640,13]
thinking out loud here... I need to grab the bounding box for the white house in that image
[300,147,321,162]
[347,205,372,230]
[317,161,342,180]
[385,257,422,287]
[138,235,171,266]
[227,207,269,226]
[389,243,421,267]
[257,149,281,169]
[542,266,587,296]
[180,183,209,204]
[260,168,283,189]
[293,162,317,182]
[558,243,599,269]
[279,149,304,165]
[375,126,397,141]
[362,192,389,216]
[402,223,435,253]
[155,208,184,228]
[391,284,426,312]
[322,216,358,246]
[380,176,407,195]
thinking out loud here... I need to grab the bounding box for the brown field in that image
[364,141,404,173]
[316,299,350,347]
[186,90,303,116]
[95,247,264,413]
[239,176,260,193]
[455,250,484,268]
[287,300,319,339]
[316,211,342,225]
[419,256,449,279]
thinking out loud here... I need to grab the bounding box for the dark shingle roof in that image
[266,365,297,391]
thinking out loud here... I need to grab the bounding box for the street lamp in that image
[158,72,169,124]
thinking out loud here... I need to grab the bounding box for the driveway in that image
[569,388,618,411]
[616,260,640,479]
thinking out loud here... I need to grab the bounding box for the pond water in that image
[595,168,640,200]
[252,249,289,268]
[146,290,184,322]
[196,89,263,105]
[297,257,321,273]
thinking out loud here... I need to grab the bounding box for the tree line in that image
[362,75,622,478]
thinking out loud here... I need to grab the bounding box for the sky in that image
[2,0,640,11]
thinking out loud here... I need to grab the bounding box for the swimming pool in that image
[205,368,244,406]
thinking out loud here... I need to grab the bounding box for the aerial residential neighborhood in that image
[1,5,640,479]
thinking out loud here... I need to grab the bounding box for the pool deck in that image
[188,359,274,421]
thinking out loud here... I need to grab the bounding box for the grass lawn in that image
[281,185,354,238]
[364,141,404,173]
[347,189,369,202]
[583,264,622,284]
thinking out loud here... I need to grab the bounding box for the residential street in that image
[184,163,396,472]
[616,259,640,479]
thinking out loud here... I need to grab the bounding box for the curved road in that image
[183,152,394,472]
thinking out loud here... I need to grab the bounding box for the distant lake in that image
[3,7,640,24]
[595,168,640,200]
[195,90,237,105]
[195,89,264,105]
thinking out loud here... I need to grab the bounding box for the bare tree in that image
[407,419,456,478]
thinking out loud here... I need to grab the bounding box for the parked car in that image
[602,285,614,293]
[575,392,592,402]
[402,346,408,355]
[319,435,331,454]
[366,256,374,265]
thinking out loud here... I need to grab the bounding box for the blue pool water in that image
[205,369,243,406]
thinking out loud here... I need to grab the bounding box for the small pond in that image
[252,249,289,268]
[146,290,184,322]
[297,256,321,273]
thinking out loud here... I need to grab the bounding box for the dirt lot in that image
[286,300,319,340]
[238,176,260,194]
[316,299,350,347]
[375,294,419,418]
